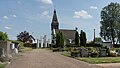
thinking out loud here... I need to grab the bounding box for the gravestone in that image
[79,48,89,57]
[37,39,40,48]
[41,39,43,48]
[11,43,15,49]
[116,49,120,56]
[100,48,107,57]
[0,48,4,57]
[14,48,18,54]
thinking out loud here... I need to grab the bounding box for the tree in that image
[0,31,8,41]
[100,2,120,45]
[17,31,35,43]
[56,32,60,47]
[80,30,87,46]
[60,32,65,48]
[94,37,103,42]
[75,31,80,46]
[56,32,65,48]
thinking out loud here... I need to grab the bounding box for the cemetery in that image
[1,1,120,68]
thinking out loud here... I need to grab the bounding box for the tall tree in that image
[56,32,65,48]
[56,32,60,47]
[75,31,80,46]
[80,30,87,46]
[60,32,65,48]
[100,2,120,45]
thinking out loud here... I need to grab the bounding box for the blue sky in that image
[0,0,120,41]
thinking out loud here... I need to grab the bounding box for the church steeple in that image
[51,9,59,30]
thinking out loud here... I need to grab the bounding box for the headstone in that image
[41,39,43,48]
[37,39,39,48]
[43,35,47,48]
[0,48,4,57]
[47,39,50,47]
[14,48,18,54]
[117,49,120,55]
[79,48,89,57]
[100,48,107,57]
[11,43,15,49]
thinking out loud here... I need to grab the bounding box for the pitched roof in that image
[56,29,76,40]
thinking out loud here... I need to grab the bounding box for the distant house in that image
[51,9,77,45]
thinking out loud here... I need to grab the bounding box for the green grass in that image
[61,52,120,64]
[61,52,71,57]
[21,47,32,52]
[76,57,120,64]
[0,64,5,68]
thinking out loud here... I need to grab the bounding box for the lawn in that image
[61,52,71,57]
[76,57,120,64]
[61,52,120,64]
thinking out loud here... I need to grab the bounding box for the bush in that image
[52,48,59,52]
[87,47,100,57]
[70,47,80,57]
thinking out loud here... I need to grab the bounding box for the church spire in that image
[51,9,59,30]
[52,9,58,22]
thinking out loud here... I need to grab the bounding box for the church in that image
[51,9,77,45]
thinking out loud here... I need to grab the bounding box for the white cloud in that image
[2,16,9,19]
[42,11,51,18]
[4,26,12,30]
[90,6,98,9]
[12,15,17,18]
[37,0,53,5]
[2,14,16,20]
[42,11,49,16]
[73,10,93,19]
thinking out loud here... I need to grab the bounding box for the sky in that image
[0,0,120,41]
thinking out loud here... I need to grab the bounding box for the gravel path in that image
[6,49,102,68]
[96,63,120,68]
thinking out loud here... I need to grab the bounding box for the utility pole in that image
[93,29,95,43]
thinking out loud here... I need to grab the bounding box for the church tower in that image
[51,9,59,30]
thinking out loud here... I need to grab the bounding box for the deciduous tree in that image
[100,2,120,45]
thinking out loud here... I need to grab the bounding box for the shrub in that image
[70,47,80,57]
[52,48,59,52]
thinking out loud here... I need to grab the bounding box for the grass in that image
[61,52,120,64]
[21,47,33,52]
[76,57,120,64]
[0,64,5,68]
[61,52,71,57]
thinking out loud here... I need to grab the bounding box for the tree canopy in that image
[0,31,8,41]
[100,2,120,45]
[94,37,103,42]
[17,31,35,43]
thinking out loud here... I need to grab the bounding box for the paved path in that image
[6,49,102,68]
[96,63,120,68]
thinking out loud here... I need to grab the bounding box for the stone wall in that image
[0,41,11,58]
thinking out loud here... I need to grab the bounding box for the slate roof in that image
[55,29,76,40]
